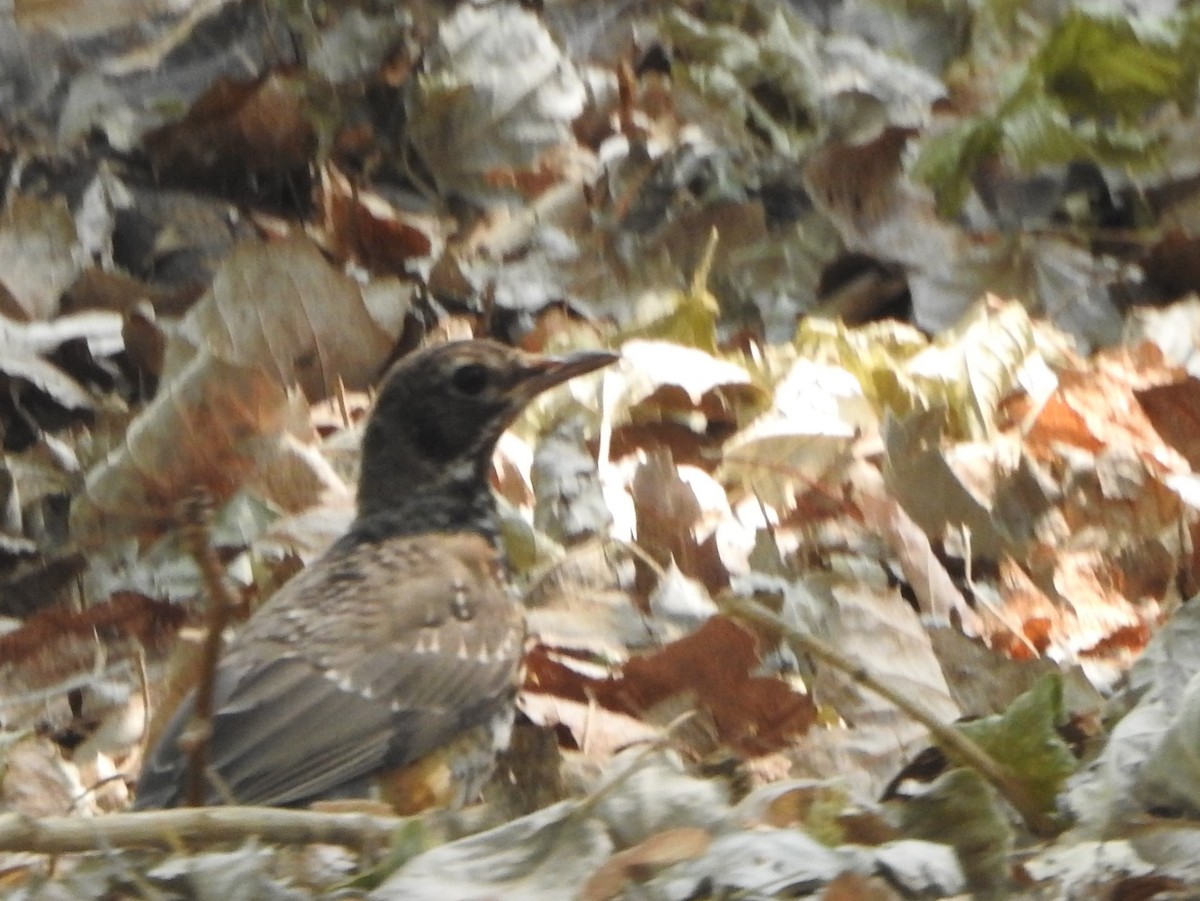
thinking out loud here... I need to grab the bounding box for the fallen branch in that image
[724,595,1060,837]
[178,491,244,807]
[0,807,408,854]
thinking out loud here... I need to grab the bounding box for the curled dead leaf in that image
[581,827,712,901]
[73,353,290,541]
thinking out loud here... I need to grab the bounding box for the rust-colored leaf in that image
[0,592,187,732]
[145,70,319,187]
[1026,348,1186,467]
[0,592,185,667]
[316,165,443,274]
[526,616,815,757]
[1145,228,1200,298]
[631,450,727,599]
[1135,376,1200,470]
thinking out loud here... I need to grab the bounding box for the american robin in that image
[133,339,617,811]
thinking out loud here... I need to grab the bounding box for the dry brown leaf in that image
[981,550,1156,686]
[855,477,981,634]
[0,736,84,817]
[0,194,83,321]
[72,235,414,539]
[581,827,712,901]
[989,556,1069,659]
[483,143,590,199]
[73,353,290,540]
[169,235,406,399]
[518,693,661,760]
[526,616,815,758]
[0,592,183,747]
[1025,347,1188,471]
[616,340,757,420]
[316,165,445,274]
[121,303,167,386]
[1135,375,1200,470]
[0,591,183,670]
[606,342,765,469]
[1020,391,1101,455]
[1050,447,1184,557]
[60,267,169,316]
[632,450,729,599]
[1054,550,1155,670]
[145,70,320,186]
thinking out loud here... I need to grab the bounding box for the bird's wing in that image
[134,533,523,809]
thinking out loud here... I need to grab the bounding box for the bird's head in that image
[356,340,617,529]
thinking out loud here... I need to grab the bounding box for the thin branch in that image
[178,491,241,808]
[723,595,1060,837]
[0,807,408,854]
[135,644,151,755]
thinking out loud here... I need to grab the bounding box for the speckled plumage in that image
[134,340,616,810]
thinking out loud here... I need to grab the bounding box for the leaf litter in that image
[4,0,1200,897]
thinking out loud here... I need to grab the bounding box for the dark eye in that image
[451,363,490,396]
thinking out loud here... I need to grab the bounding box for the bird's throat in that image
[347,454,500,548]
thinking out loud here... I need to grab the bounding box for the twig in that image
[134,644,151,755]
[536,708,701,849]
[178,491,240,807]
[335,374,352,428]
[723,596,1060,837]
[0,807,408,854]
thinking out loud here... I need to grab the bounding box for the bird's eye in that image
[451,363,490,396]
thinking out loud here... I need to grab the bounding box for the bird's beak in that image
[517,349,619,400]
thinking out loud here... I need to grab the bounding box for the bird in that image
[133,339,617,811]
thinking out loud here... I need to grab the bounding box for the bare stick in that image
[724,596,1059,837]
[178,491,240,807]
[0,807,407,854]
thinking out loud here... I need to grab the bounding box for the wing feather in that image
[134,532,523,809]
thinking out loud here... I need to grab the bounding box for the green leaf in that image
[912,8,1198,215]
[1034,11,1192,118]
[1002,98,1163,169]
[900,768,1013,897]
[955,673,1076,813]
[998,98,1091,168]
[912,118,1003,218]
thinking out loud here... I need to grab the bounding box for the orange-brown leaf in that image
[526,616,815,757]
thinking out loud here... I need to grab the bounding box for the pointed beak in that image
[516,349,619,400]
